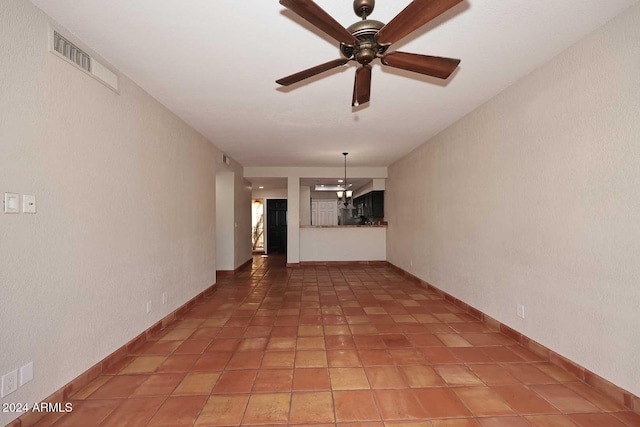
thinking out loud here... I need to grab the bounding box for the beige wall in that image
[0,1,225,424]
[387,4,640,396]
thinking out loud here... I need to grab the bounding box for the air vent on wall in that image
[53,31,91,72]
[49,26,119,93]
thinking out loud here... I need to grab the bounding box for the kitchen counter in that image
[299,226,386,262]
[300,224,386,228]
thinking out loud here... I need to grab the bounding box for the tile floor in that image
[32,255,640,426]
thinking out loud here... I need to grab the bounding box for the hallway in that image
[30,256,640,426]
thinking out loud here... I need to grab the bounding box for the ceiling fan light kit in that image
[277,0,462,107]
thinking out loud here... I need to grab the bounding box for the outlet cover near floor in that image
[517,304,525,319]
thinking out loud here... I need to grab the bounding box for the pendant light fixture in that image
[337,152,353,206]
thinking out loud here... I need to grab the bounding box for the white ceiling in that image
[31,0,636,168]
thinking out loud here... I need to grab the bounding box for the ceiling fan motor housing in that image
[340,19,389,64]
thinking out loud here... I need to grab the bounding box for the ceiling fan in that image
[276,0,462,107]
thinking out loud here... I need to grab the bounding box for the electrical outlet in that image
[517,304,525,319]
[162,292,167,305]
[146,301,152,313]
[1,370,18,398]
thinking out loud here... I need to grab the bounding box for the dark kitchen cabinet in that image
[355,191,384,218]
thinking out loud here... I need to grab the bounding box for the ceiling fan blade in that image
[352,65,372,107]
[280,0,357,45]
[382,51,460,79]
[276,58,350,86]
[377,0,462,45]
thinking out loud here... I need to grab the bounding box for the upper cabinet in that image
[355,190,384,218]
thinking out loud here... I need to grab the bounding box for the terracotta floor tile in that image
[147,395,207,426]
[534,363,578,382]
[131,373,184,396]
[217,326,247,337]
[525,415,579,426]
[51,399,122,427]
[262,351,295,369]
[385,422,433,427]
[454,387,515,417]
[413,388,472,419]
[365,366,408,389]
[492,385,560,414]
[327,349,361,367]
[390,349,428,365]
[189,327,221,339]
[244,325,272,337]
[568,413,628,427]
[267,336,297,351]
[430,420,480,427]
[334,390,381,422]
[155,354,199,373]
[243,393,290,424]
[297,336,326,350]
[138,340,182,355]
[88,375,149,399]
[401,365,445,387]
[271,325,298,337]
[237,337,268,352]
[468,364,521,385]
[173,372,220,395]
[213,370,257,393]
[505,364,558,384]
[293,368,331,390]
[158,328,195,341]
[325,334,356,349]
[206,338,240,352]
[611,411,640,426]
[299,325,324,336]
[72,376,111,400]
[226,350,263,369]
[118,356,166,374]
[174,339,211,354]
[564,381,627,411]
[253,369,293,392]
[530,384,600,413]
[296,350,328,368]
[449,347,495,363]
[290,391,335,423]
[192,352,232,371]
[359,349,395,366]
[420,347,461,364]
[477,416,532,426]
[329,367,371,390]
[100,397,165,427]
[481,346,526,363]
[355,335,387,349]
[194,394,250,426]
[434,365,484,386]
[374,389,427,420]
[408,333,444,347]
[437,334,473,347]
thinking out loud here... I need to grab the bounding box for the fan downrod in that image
[353,0,375,18]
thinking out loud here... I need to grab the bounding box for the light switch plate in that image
[23,194,36,213]
[20,362,34,386]
[4,193,19,213]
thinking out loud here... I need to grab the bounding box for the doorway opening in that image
[266,199,287,254]
[251,199,264,252]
